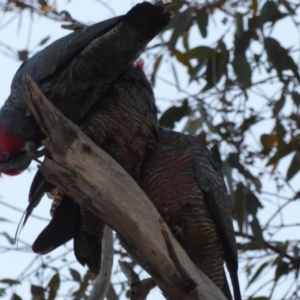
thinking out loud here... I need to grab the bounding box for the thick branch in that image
[25,77,227,300]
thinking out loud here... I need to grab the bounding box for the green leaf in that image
[293,245,300,259]
[171,61,180,90]
[163,0,185,31]
[247,262,269,288]
[286,152,300,181]
[72,271,89,297]
[239,115,259,133]
[246,191,263,217]
[266,142,293,166]
[185,46,214,59]
[47,273,60,300]
[0,279,20,286]
[275,261,290,281]
[0,288,5,297]
[185,46,214,82]
[202,49,228,91]
[291,91,300,107]
[0,217,12,223]
[251,0,258,13]
[273,95,285,115]
[260,134,278,154]
[232,54,252,88]
[69,268,81,283]
[151,54,162,86]
[281,0,296,15]
[183,32,189,50]
[250,216,265,247]
[159,100,191,129]
[11,294,22,300]
[0,232,15,244]
[233,183,246,232]
[168,7,194,51]
[272,242,289,264]
[210,144,222,169]
[189,61,207,82]
[38,36,50,46]
[106,283,118,300]
[31,285,45,300]
[196,8,208,38]
[259,1,279,24]
[235,14,244,36]
[173,49,192,72]
[228,153,262,192]
[265,38,300,83]
[239,241,261,251]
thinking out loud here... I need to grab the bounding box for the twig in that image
[0,199,49,222]
[89,225,114,300]
[235,231,296,262]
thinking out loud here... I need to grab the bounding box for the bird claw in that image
[80,124,95,137]
[171,226,183,238]
[60,10,86,31]
[158,207,170,222]
[35,147,48,158]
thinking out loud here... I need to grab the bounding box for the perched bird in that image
[29,63,241,299]
[29,63,159,274]
[0,2,170,175]
[137,128,241,300]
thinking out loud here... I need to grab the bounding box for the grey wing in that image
[11,15,124,86]
[188,136,241,300]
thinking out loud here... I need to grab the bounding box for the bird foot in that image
[158,207,170,222]
[171,226,183,238]
[60,10,86,31]
[24,141,43,164]
[80,124,95,138]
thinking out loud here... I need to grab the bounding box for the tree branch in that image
[25,76,227,300]
[89,225,114,300]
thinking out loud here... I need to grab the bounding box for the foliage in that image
[1,0,300,299]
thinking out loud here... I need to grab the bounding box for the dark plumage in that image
[31,65,158,274]
[138,128,241,300]
[0,2,170,175]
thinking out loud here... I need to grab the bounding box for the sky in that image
[0,0,300,299]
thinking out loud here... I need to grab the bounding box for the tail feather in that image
[74,206,104,275]
[32,196,76,254]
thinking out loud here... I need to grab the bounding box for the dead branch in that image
[25,76,227,300]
